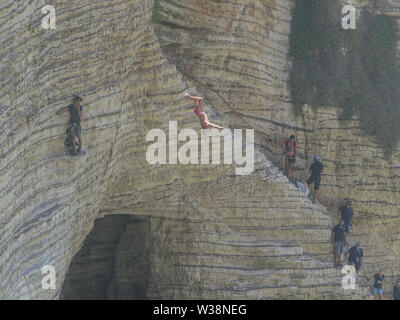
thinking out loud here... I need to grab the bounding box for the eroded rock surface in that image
[0,0,398,299]
[154,0,400,294]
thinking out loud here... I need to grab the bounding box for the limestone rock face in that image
[154,0,400,293]
[0,0,398,300]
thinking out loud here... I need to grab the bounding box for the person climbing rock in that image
[57,96,83,155]
[393,279,400,300]
[372,268,385,300]
[307,155,324,203]
[339,200,354,234]
[280,135,297,178]
[331,219,347,268]
[185,93,224,130]
[345,241,363,275]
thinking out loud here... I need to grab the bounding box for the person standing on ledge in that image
[307,155,324,203]
[339,200,354,235]
[280,135,297,178]
[345,241,363,275]
[184,93,224,130]
[57,96,83,154]
[267,135,298,179]
[331,219,347,268]
[372,268,385,300]
[393,279,400,300]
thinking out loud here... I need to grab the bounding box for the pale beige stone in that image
[0,0,398,300]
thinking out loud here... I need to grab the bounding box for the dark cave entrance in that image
[61,215,151,300]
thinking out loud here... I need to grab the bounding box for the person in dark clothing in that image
[331,219,347,268]
[57,96,83,154]
[346,241,363,274]
[372,269,385,300]
[307,155,324,203]
[339,200,354,234]
[393,279,400,300]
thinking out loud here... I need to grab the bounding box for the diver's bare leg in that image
[206,122,224,130]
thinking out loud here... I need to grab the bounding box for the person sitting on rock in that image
[372,268,385,300]
[331,219,347,268]
[345,241,363,275]
[339,200,354,234]
[184,93,224,130]
[57,96,83,154]
[307,155,324,203]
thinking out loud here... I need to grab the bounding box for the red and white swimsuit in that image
[194,109,208,129]
[194,109,205,116]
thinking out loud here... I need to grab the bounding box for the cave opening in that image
[61,215,151,300]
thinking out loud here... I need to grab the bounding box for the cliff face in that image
[154,0,400,291]
[0,0,399,299]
